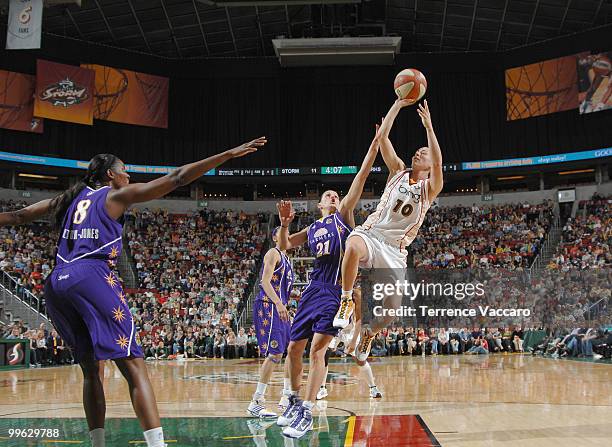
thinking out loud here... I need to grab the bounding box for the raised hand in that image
[395,98,417,108]
[228,136,267,158]
[276,200,295,227]
[417,100,433,130]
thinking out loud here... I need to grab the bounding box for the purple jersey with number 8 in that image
[45,185,142,362]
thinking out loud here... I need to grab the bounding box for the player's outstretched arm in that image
[260,248,289,321]
[107,137,266,212]
[379,99,414,182]
[417,100,443,200]
[276,200,308,249]
[0,199,53,226]
[339,123,381,227]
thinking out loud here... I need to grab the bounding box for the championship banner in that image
[6,0,43,50]
[82,64,169,128]
[0,69,44,133]
[505,53,585,121]
[577,51,612,114]
[34,60,95,125]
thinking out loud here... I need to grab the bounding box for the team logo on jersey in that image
[39,78,89,107]
[326,218,332,224]
[270,340,279,349]
[399,182,422,202]
[314,228,329,238]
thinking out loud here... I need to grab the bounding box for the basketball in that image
[394,68,427,102]
[592,57,611,76]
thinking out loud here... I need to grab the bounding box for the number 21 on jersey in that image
[316,240,331,257]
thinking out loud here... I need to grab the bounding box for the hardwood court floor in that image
[0,355,611,446]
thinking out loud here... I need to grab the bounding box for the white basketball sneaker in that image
[277,395,302,427]
[369,385,382,398]
[282,404,313,439]
[316,386,329,400]
[247,399,277,418]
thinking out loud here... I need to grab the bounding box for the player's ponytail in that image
[49,154,120,229]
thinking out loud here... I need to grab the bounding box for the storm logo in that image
[7,344,24,366]
[39,78,89,107]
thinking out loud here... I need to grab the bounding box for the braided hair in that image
[49,154,120,229]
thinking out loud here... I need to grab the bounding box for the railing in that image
[527,215,561,275]
[0,270,48,318]
[119,236,138,289]
[584,297,609,323]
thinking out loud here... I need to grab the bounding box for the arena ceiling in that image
[1,0,611,58]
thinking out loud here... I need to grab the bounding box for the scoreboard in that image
[217,164,459,177]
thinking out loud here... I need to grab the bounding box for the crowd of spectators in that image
[0,200,55,306]
[530,327,611,360]
[344,326,528,357]
[1,196,609,365]
[548,194,611,270]
[411,201,554,270]
[124,209,268,359]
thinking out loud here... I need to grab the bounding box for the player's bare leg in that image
[248,353,283,418]
[286,339,307,392]
[114,357,165,447]
[305,333,334,403]
[80,356,106,447]
[317,351,331,400]
[334,236,368,329]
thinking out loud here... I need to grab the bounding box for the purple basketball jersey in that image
[56,186,123,268]
[253,248,293,355]
[255,248,293,304]
[306,211,351,285]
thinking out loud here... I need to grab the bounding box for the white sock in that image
[254,382,267,398]
[303,400,314,410]
[89,428,105,447]
[359,361,376,387]
[283,378,291,393]
[341,289,353,299]
[143,427,165,447]
[321,365,329,388]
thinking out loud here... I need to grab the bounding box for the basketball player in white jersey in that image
[333,99,444,361]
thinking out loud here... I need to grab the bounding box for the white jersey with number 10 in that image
[358,169,431,251]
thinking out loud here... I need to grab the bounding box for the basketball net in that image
[134,74,166,122]
[94,68,128,119]
[0,72,30,129]
[506,60,576,121]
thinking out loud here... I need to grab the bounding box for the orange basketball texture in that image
[592,57,611,76]
[394,69,427,102]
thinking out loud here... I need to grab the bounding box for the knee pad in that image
[268,355,281,364]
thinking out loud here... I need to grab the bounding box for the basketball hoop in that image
[93,67,129,120]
